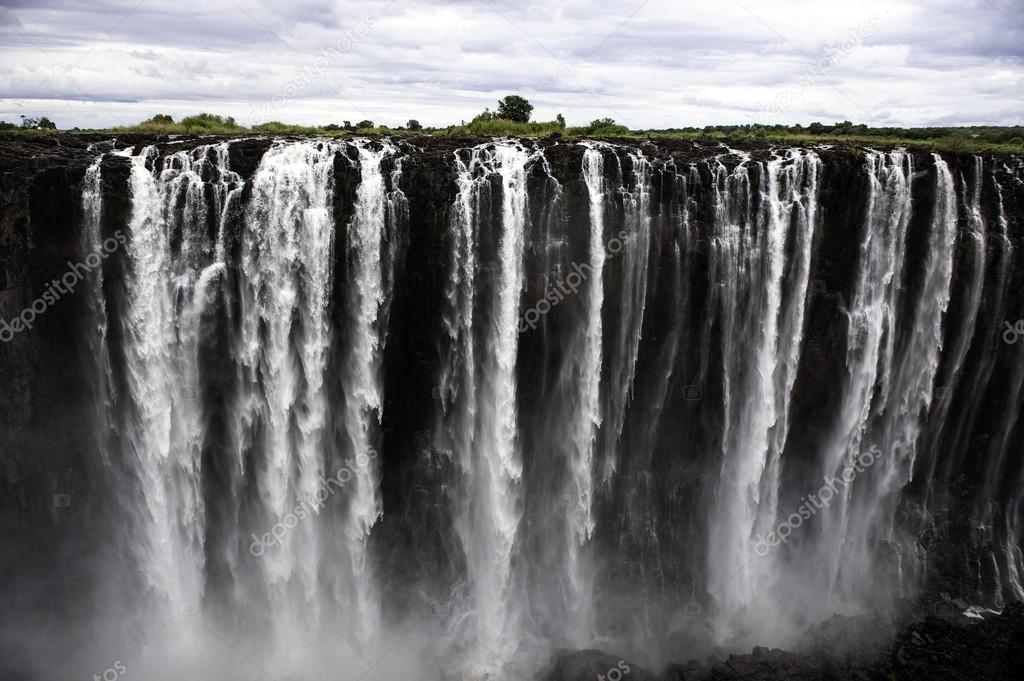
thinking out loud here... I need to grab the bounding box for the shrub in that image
[938,134,970,152]
[111,112,244,134]
[443,114,568,138]
[177,113,243,132]
[251,121,321,134]
[566,118,631,136]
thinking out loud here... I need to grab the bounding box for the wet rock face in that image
[650,600,1024,681]
[0,136,99,594]
[0,134,1022,678]
[882,601,1024,681]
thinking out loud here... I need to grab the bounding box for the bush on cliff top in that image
[565,118,631,136]
[443,108,566,137]
[26,110,1024,154]
[113,112,245,134]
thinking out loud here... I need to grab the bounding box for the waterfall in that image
[235,140,338,642]
[437,141,530,675]
[601,150,652,480]
[857,154,956,599]
[707,151,821,637]
[80,157,116,466]
[44,138,1022,680]
[808,150,913,612]
[336,139,405,650]
[807,153,957,611]
[552,142,608,639]
[876,155,956,494]
[763,151,820,528]
[924,156,988,502]
[980,171,1024,603]
[100,139,410,671]
[575,143,606,544]
[113,143,240,622]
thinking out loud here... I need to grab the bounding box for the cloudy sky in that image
[1,0,1022,129]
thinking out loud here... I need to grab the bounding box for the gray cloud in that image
[0,0,1021,128]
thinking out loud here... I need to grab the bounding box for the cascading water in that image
[17,138,1021,681]
[807,150,915,614]
[844,154,957,600]
[600,149,651,482]
[978,166,1024,606]
[80,156,115,462]
[576,143,605,546]
[335,139,405,651]
[116,143,240,620]
[706,150,821,638]
[234,140,339,648]
[435,141,531,675]
[88,140,408,676]
[549,142,607,643]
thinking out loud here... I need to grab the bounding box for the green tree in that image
[356,119,374,129]
[407,119,422,131]
[555,113,565,129]
[496,95,533,123]
[834,120,854,135]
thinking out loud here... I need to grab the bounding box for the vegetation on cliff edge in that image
[3,97,1023,154]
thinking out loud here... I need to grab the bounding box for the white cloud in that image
[0,0,1021,128]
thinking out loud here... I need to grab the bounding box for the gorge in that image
[1,133,1022,680]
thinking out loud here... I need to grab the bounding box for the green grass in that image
[623,126,1024,154]
[4,112,1023,154]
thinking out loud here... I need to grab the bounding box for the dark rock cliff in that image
[1,133,1022,679]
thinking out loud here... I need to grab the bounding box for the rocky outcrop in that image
[652,600,1024,680]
